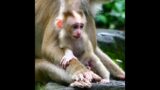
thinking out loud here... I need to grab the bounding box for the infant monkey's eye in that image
[73,23,79,29]
[80,24,84,29]
[72,23,84,29]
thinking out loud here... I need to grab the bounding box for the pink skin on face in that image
[73,29,82,39]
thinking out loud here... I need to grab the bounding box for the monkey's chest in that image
[71,42,85,58]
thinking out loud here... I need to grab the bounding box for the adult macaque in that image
[58,9,110,83]
[35,0,125,88]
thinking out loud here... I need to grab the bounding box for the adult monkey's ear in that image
[56,19,63,29]
[55,10,74,30]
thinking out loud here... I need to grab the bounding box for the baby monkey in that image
[58,9,110,84]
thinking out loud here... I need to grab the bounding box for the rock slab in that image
[45,80,125,90]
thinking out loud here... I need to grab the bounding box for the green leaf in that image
[95,14,107,25]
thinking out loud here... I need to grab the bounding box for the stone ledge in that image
[45,80,125,90]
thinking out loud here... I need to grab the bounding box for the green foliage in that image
[95,0,125,30]
[35,83,45,90]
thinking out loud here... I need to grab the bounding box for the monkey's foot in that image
[70,80,92,88]
[72,70,102,83]
[114,74,125,80]
[118,75,125,80]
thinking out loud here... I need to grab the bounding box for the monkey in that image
[61,0,125,80]
[80,0,125,80]
[58,9,111,83]
[35,0,103,88]
[35,0,125,88]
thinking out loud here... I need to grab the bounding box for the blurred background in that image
[95,0,125,30]
[95,0,125,70]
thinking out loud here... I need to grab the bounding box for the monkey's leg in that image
[35,59,72,84]
[95,47,125,79]
[35,59,91,88]
[89,53,110,83]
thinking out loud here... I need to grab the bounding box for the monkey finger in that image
[62,59,67,68]
[87,72,93,81]
[60,57,65,66]
[75,75,79,81]
[72,75,79,81]
[70,81,84,88]
[91,72,102,81]
[76,74,81,81]
[78,73,84,81]
[83,78,91,85]
[84,72,92,81]
[78,80,91,88]
[62,60,65,69]
[72,75,76,81]
[60,59,65,68]
[62,58,69,69]
[82,80,92,88]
